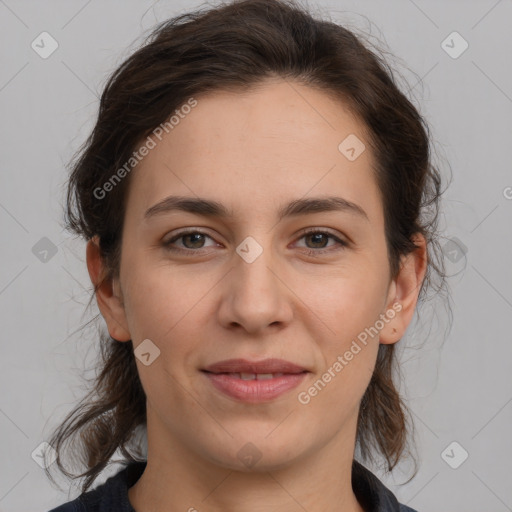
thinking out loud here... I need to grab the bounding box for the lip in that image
[202,371,308,403]
[202,358,308,374]
[201,358,309,403]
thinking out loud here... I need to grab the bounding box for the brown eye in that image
[304,232,330,249]
[181,232,207,249]
[162,228,348,257]
[295,229,348,256]
[163,230,217,254]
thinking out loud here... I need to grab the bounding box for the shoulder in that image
[352,460,418,512]
[47,499,84,512]
[46,461,147,512]
[399,505,418,512]
[399,503,417,512]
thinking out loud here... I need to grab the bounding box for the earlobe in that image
[379,233,428,345]
[86,237,131,342]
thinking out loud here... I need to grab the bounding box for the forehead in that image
[124,78,382,226]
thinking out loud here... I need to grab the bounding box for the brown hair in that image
[46,0,450,493]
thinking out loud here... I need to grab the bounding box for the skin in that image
[86,77,427,512]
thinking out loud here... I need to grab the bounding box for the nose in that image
[216,241,294,335]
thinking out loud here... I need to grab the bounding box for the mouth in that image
[201,358,310,403]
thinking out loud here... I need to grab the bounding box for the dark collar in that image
[351,459,415,511]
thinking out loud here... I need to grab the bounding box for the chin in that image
[199,435,308,473]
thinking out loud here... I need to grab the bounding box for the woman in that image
[45,0,448,511]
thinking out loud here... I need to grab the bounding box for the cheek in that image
[303,297,381,415]
[122,257,214,340]
[121,264,214,395]
[302,262,387,394]
[305,261,389,339]
[122,267,207,404]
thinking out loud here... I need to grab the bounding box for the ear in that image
[86,236,131,342]
[379,233,428,345]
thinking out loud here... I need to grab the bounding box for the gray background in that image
[1,0,511,511]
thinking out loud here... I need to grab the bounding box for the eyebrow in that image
[144,195,369,222]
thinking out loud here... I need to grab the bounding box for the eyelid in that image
[297,226,347,240]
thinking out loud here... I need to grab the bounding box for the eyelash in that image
[162,228,348,257]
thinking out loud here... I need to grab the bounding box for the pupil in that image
[185,233,204,248]
[309,233,326,248]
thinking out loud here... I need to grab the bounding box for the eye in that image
[162,229,217,255]
[294,228,348,256]
[162,228,348,256]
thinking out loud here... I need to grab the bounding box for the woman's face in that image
[91,78,423,472]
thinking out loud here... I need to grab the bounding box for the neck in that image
[128,410,366,512]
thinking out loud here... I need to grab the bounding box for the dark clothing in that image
[48,459,417,512]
